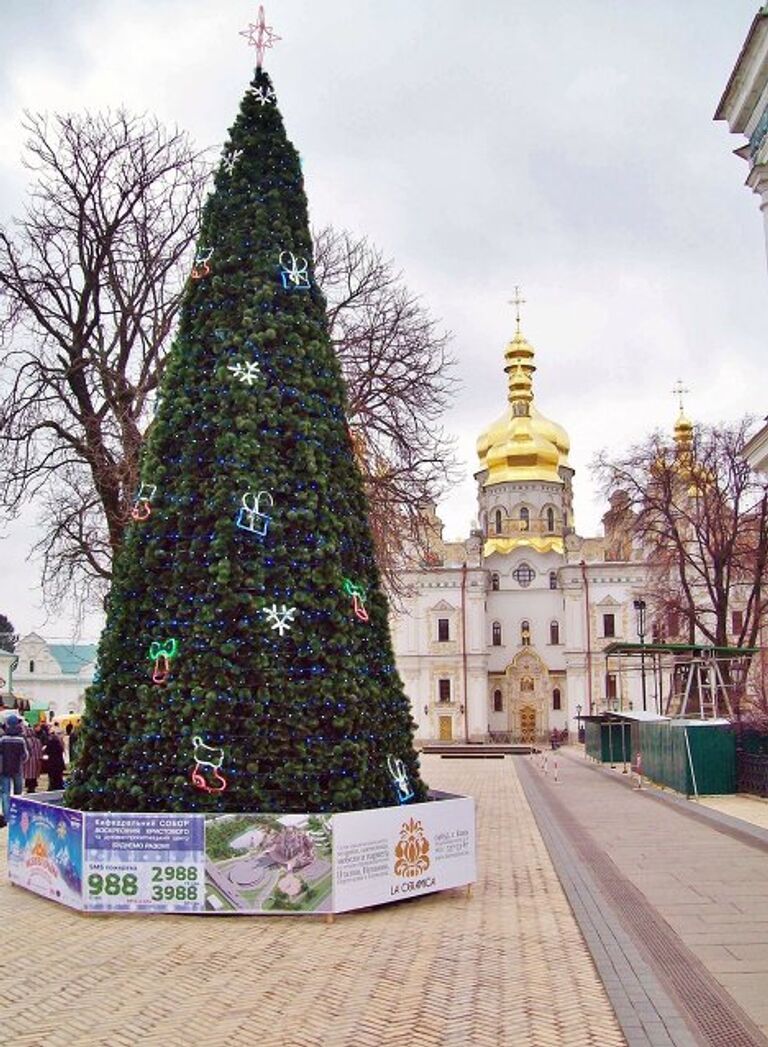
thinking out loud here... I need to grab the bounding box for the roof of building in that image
[714,7,768,124]
[582,711,668,723]
[48,644,98,675]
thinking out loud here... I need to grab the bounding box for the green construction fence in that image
[585,721,632,765]
[586,719,735,796]
[637,721,735,796]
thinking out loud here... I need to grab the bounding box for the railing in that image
[488,730,571,746]
[737,751,768,797]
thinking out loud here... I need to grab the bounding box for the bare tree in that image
[0,613,17,652]
[0,110,210,610]
[313,226,459,589]
[594,418,768,651]
[0,126,458,613]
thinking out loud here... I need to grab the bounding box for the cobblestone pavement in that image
[696,794,768,832]
[0,757,624,1047]
[522,748,768,1047]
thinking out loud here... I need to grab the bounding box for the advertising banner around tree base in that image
[8,792,475,916]
[8,794,83,909]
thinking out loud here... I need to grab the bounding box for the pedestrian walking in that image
[43,731,66,791]
[0,714,29,826]
[22,724,44,794]
[66,722,80,766]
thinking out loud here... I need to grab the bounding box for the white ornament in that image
[227,360,261,386]
[191,247,214,280]
[222,148,242,175]
[278,250,310,290]
[236,490,273,537]
[387,755,414,804]
[191,736,227,794]
[131,482,157,521]
[247,85,276,106]
[263,603,297,637]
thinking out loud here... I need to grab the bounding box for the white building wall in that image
[11,633,95,716]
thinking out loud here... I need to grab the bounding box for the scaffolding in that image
[603,642,758,720]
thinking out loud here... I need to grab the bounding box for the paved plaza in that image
[1,752,768,1046]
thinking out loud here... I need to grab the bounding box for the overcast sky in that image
[0,0,766,640]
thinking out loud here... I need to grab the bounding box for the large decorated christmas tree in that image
[66,14,427,815]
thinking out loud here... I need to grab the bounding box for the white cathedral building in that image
[391,315,655,744]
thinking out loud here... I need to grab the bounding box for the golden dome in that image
[476,329,571,487]
[673,409,694,453]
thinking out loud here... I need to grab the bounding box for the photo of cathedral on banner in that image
[8,792,475,916]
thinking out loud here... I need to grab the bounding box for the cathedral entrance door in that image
[439,716,453,742]
[520,706,536,745]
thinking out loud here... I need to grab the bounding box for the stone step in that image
[420,744,538,756]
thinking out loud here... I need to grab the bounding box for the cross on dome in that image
[672,379,690,413]
[508,285,526,333]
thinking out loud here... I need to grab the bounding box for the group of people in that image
[0,715,76,826]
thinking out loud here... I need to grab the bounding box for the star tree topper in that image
[240,5,281,68]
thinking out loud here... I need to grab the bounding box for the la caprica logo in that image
[391,817,435,895]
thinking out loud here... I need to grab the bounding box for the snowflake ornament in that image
[247,84,276,107]
[228,360,261,386]
[263,603,297,637]
[222,148,242,175]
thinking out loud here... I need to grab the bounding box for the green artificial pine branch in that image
[65,69,427,814]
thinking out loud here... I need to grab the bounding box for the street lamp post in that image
[576,703,584,743]
[633,598,647,713]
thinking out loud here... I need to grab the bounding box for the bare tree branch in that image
[593,417,768,656]
[313,226,460,592]
[0,137,458,611]
[0,110,211,610]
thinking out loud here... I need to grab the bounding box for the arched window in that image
[494,509,503,535]
[520,507,530,531]
[491,573,500,591]
[552,688,562,711]
[29,660,35,674]
[493,689,503,712]
[563,511,568,528]
[521,620,531,646]
[546,507,555,532]
[520,676,534,693]
[492,621,502,646]
[549,571,557,590]
[549,621,560,645]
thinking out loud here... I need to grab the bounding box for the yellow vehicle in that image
[56,714,82,730]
